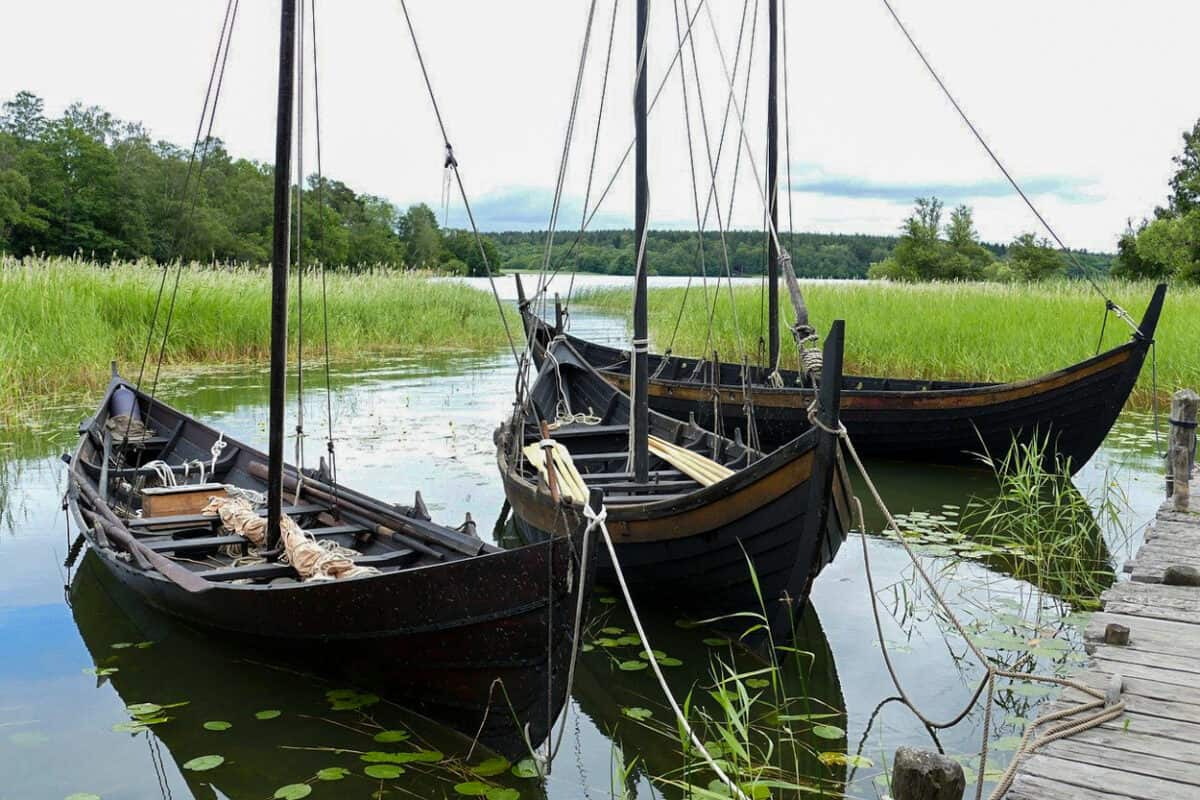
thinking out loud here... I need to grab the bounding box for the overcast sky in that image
[2,1,1196,251]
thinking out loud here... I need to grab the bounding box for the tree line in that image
[0,91,498,274]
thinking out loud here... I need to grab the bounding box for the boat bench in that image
[145,524,365,553]
[199,547,418,582]
[129,503,330,529]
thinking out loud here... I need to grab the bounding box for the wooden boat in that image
[519,282,1166,473]
[67,372,594,745]
[496,323,853,627]
[64,0,594,748]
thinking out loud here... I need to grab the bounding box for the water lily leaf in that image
[511,758,540,779]
[486,789,520,800]
[818,751,874,768]
[702,638,729,647]
[638,649,667,661]
[598,596,617,605]
[657,656,683,667]
[316,767,349,781]
[454,781,490,796]
[135,641,155,649]
[595,638,620,648]
[111,722,150,734]
[364,764,404,779]
[255,710,282,720]
[83,667,118,677]
[674,618,699,629]
[273,784,312,800]
[126,703,163,717]
[326,689,357,700]
[471,756,511,777]
[622,706,653,721]
[811,724,845,740]
[183,755,224,771]
[111,642,133,649]
[745,678,770,689]
[618,660,648,672]
[1006,682,1057,698]
[203,721,232,731]
[616,635,641,646]
[581,643,595,653]
[600,626,624,635]
[373,729,410,743]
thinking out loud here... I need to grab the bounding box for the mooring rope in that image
[805,406,1125,799]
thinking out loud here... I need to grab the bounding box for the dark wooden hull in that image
[496,334,852,633]
[68,375,595,752]
[523,284,1167,473]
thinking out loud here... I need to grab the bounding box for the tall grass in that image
[577,280,1199,407]
[0,256,515,416]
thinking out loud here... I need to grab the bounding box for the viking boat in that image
[519,0,1167,474]
[65,0,593,743]
[519,283,1166,472]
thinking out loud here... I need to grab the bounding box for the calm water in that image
[0,307,1166,800]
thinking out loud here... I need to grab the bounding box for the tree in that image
[1133,211,1200,283]
[443,229,501,277]
[1157,119,1200,218]
[943,204,993,279]
[0,91,46,141]
[1006,233,1065,282]
[869,197,949,281]
[1112,221,1170,280]
[397,203,442,268]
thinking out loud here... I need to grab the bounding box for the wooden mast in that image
[766,0,780,369]
[267,0,297,550]
[631,0,650,483]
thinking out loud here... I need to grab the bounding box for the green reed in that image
[576,279,1198,408]
[0,256,515,418]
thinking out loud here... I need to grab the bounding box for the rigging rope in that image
[294,0,308,479]
[876,0,1133,329]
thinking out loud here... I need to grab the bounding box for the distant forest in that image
[0,91,1114,280]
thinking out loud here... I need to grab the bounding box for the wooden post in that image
[554,293,564,333]
[540,421,560,504]
[1167,389,1198,512]
[891,746,965,800]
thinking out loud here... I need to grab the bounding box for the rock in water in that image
[891,746,966,800]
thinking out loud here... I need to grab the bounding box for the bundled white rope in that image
[201,496,378,581]
[587,503,751,800]
[143,460,177,487]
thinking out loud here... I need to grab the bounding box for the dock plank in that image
[1018,753,1187,800]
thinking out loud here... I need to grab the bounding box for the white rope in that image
[588,503,751,800]
[143,460,176,487]
[210,432,226,476]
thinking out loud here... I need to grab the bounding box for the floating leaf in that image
[111,642,133,649]
[111,722,151,734]
[511,758,540,779]
[595,638,620,648]
[454,781,490,796]
[674,618,699,629]
[702,638,729,647]
[818,752,874,768]
[373,729,410,743]
[126,703,162,717]
[183,755,224,772]
[255,710,282,720]
[83,667,118,677]
[638,649,667,661]
[326,689,357,700]
[203,721,232,731]
[581,643,595,653]
[616,635,641,647]
[134,641,155,649]
[273,785,312,800]
[598,596,617,605]
[600,626,624,635]
[471,756,511,777]
[316,767,349,781]
[364,764,404,779]
[811,724,845,740]
[657,656,683,667]
[618,660,648,672]
[486,789,520,800]
[622,707,653,721]
[745,678,770,689]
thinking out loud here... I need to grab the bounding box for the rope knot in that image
[583,502,607,531]
[443,142,457,168]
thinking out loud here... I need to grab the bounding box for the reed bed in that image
[577,280,1200,407]
[0,256,515,416]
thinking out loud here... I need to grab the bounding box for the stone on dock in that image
[1103,622,1130,645]
[891,746,965,800]
[1163,564,1200,587]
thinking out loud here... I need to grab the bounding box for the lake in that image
[0,302,1166,799]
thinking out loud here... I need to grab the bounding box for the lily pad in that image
[454,781,490,796]
[511,758,540,779]
[255,710,282,720]
[745,678,770,689]
[600,626,624,635]
[657,656,683,667]
[471,756,511,777]
[111,642,134,649]
[364,764,404,779]
[598,596,617,605]
[486,789,520,800]
[316,767,349,781]
[83,666,118,677]
[373,729,411,743]
[702,638,729,647]
[126,703,162,717]
[622,707,653,721]
[182,755,224,772]
[811,724,845,740]
[618,660,648,672]
[273,785,312,800]
[203,721,231,731]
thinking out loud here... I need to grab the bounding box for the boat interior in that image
[75,380,497,586]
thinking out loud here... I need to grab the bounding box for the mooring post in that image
[1167,389,1198,512]
[891,746,965,800]
[554,292,564,333]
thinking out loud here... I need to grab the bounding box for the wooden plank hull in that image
[524,283,1167,473]
[68,376,595,753]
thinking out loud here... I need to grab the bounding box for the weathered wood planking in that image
[1004,474,1200,799]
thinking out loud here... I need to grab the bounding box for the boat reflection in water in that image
[69,552,566,798]
[571,598,848,798]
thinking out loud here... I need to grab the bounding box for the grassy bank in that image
[576,280,1199,407]
[0,257,516,416]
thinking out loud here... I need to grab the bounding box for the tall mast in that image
[631,0,649,483]
[766,0,780,369]
[267,0,297,550]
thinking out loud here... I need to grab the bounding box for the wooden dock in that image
[1006,471,1200,800]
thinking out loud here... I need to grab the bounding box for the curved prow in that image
[815,320,845,431]
[1134,283,1168,344]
